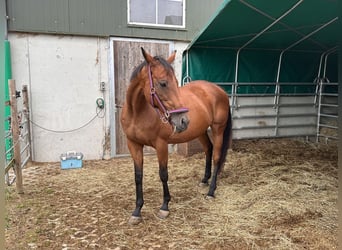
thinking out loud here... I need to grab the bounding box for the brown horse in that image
[121,48,232,225]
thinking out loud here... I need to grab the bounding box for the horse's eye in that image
[159,81,168,88]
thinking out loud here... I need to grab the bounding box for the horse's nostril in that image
[171,114,189,133]
[181,116,189,128]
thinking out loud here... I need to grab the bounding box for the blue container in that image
[60,151,83,169]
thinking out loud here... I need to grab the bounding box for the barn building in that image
[2,0,223,162]
[1,0,340,162]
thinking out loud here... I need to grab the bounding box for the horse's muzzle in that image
[171,113,189,133]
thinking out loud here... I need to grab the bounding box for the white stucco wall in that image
[9,33,110,162]
[173,42,189,86]
[9,33,189,162]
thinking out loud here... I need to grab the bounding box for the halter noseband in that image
[148,64,188,123]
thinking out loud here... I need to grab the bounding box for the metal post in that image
[314,47,337,105]
[316,79,323,142]
[322,49,337,81]
[274,82,281,136]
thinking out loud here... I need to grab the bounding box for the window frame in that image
[127,0,186,29]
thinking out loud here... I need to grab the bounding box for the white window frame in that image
[127,0,186,29]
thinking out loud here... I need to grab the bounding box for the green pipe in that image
[4,40,12,161]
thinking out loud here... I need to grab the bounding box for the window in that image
[128,0,185,28]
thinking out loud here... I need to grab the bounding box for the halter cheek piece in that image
[148,64,188,123]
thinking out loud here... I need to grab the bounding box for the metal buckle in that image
[161,116,169,123]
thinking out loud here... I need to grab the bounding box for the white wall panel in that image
[9,33,110,162]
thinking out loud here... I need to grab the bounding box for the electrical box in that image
[100,82,105,91]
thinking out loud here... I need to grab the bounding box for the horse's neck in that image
[125,79,148,114]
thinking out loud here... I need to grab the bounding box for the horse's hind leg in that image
[198,132,213,186]
[207,124,226,198]
[207,106,231,198]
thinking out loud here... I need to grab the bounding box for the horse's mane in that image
[130,56,174,82]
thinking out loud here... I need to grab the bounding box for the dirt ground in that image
[5,139,338,250]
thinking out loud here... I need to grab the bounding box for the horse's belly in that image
[167,120,210,144]
[168,133,200,144]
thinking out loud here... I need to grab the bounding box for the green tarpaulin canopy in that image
[182,0,339,94]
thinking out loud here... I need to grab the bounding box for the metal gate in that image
[215,79,338,142]
[217,82,318,140]
[315,48,338,143]
[316,81,338,142]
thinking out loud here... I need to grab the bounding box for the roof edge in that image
[185,0,233,50]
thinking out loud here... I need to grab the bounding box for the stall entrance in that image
[111,38,173,156]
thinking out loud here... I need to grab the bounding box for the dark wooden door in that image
[113,40,171,155]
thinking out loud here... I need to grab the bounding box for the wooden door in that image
[113,40,172,156]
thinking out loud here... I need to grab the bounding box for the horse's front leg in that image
[127,140,144,225]
[156,141,171,219]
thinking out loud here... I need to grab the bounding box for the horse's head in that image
[140,48,189,133]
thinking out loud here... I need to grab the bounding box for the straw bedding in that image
[5,139,338,249]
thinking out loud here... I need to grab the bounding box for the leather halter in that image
[148,64,188,123]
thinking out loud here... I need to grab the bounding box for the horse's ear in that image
[167,50,177,64]
[141,47,154,63]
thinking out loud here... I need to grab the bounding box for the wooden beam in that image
[22,85,32,162]
[9,79,24,194]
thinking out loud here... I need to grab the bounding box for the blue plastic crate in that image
[60,151,83,169]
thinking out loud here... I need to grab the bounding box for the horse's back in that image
[168,80,230,142]
[180,80,229,112]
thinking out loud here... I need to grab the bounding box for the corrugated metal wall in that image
[7,0,224,41]
[7,0,70,33]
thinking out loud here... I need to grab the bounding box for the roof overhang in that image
[187,0,339,53]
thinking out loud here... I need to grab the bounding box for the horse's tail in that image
[217,107,232,174]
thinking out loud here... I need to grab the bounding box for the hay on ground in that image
[5,139,338,249]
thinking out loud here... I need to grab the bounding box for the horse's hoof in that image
[157,209,170,219]
[205,195,215,200]
[199,182,209,187]
[128,216,142,225]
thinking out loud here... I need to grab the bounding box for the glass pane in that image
[158,0,183,25]
[130,0,156,24]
